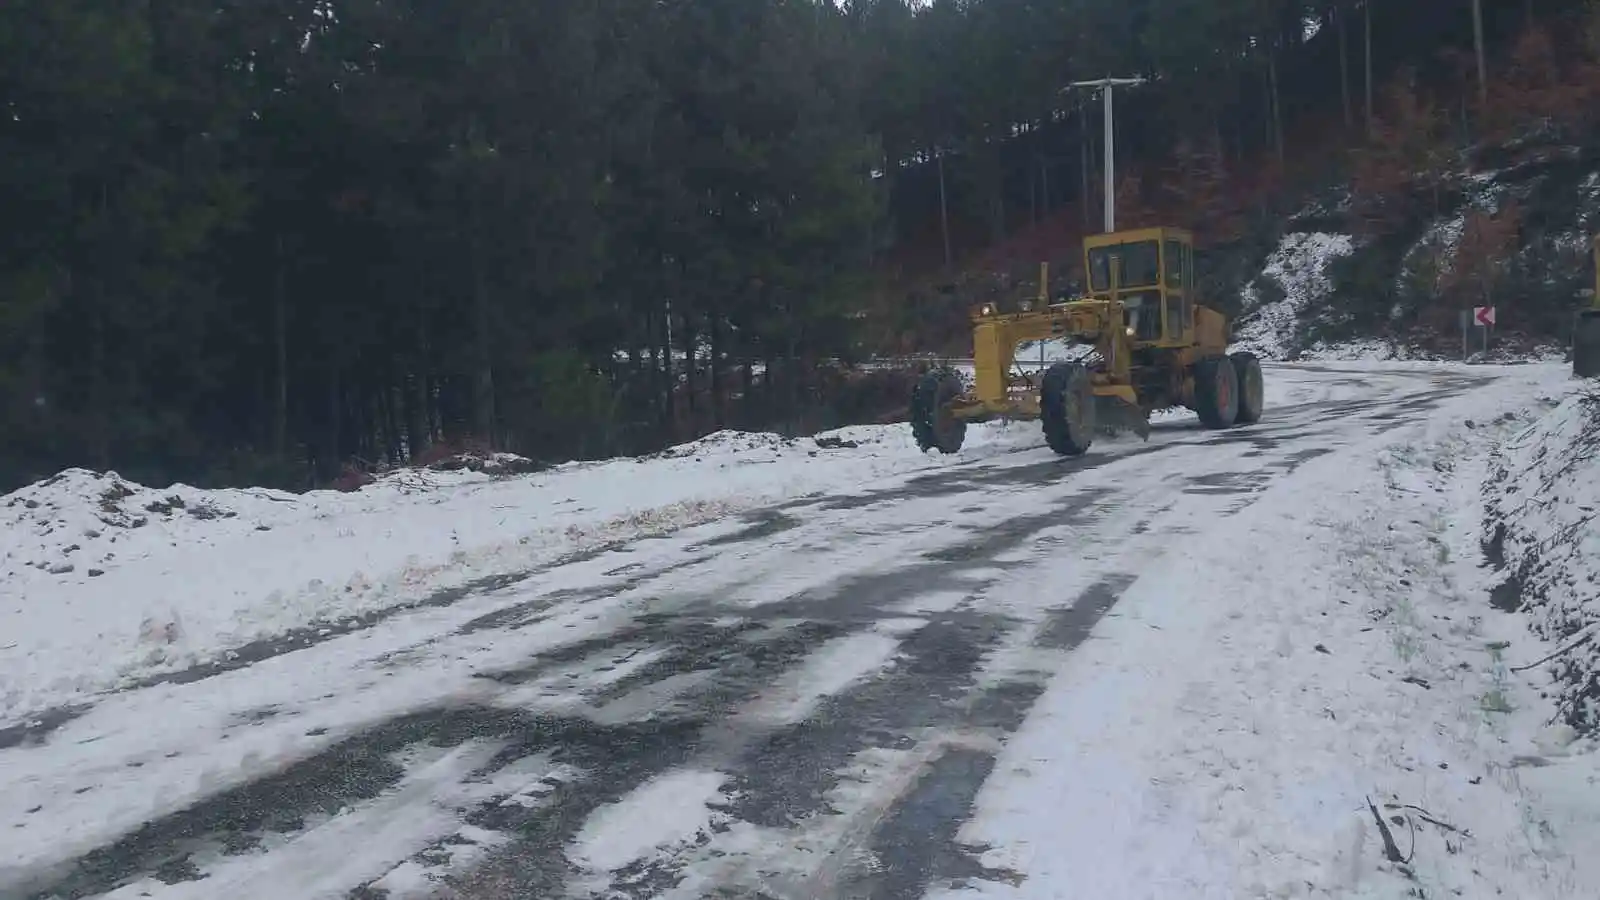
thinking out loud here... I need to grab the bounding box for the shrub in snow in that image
[1484,387,1600,732]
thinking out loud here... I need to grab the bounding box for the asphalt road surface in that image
[1,364,1491,900]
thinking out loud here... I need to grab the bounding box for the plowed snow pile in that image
[0,421,1043,720]
[1485,385,1600,730]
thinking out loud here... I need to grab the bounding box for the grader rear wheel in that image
[1194,355,1240,429]
[1041,361,1095,457]
[1229,351,1265,424]
[910,369,967,453]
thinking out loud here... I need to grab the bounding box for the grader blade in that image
[1093,395,1151,441]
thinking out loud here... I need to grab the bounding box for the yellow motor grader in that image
[911,226,1264,456]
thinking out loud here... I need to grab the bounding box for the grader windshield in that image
[1084,227,1194,346]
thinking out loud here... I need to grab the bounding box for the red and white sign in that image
[1473,306,1496,327]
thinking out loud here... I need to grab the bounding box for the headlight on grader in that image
[980,303,994,317]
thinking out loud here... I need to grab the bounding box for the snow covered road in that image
[4,362,1596,900]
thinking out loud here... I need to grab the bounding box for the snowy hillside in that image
[1229,231,1355,359]
[1225,144,1600,363]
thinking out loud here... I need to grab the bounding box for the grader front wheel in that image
[1041,362,1095,457]
[911,369,967,454]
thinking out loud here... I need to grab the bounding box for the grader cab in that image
[911,226,1265,457]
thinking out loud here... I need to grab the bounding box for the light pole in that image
[1064,76,1147,233]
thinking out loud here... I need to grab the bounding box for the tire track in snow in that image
[437,486,1119,898]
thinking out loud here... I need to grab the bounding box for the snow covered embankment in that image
[1485,385,1600,732]
[1229,231,1354,360]
[0,423,1043,721]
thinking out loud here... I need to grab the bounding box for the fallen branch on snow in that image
[1384,802,1472,838]
[1367,795,1405,863]
[1511,623,1600,674]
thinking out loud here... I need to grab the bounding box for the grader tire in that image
[1229,351,1265,425]
[910,369,967,454]
[1194,355,1240,430]
[1041,362,1095,457]
[1576,311,1600,379]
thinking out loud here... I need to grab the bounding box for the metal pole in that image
[1065,76,1147,235]
[1103,84,1115,232]
[1472,0,1488,107]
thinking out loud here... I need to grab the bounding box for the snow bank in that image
[1230,231,1355,360]
[0,421,1044,721]
[1484,385,1600,732]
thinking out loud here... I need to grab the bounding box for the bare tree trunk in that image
[89,186,113,470]
[272,233,289,459]
[741,359,754,428]
[784,310,800,435]
[1364,0,1375,135]
[1268,54,1285,165]
[1338,2,1353,128]
[937,151,952,269]
[678,304,697,424]
[1471,0,1488,107]
[412,319,433,458]
[469,194,495,447]
[660,292,676,439]
[708,310,724,430]
[326,366,342,481]
[1041,156,1050,217]
[380,377,401,464]
[987,161,1005,245]
[401,372,419,461]
[89,301,108,471]
[408,330,429,460]
[1030,156,1039,226]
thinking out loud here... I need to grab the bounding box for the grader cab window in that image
[1164,239,1186,339]
[1164,240,1183,285]
[1087,240,1160,291]
[1123,291,1162,341]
